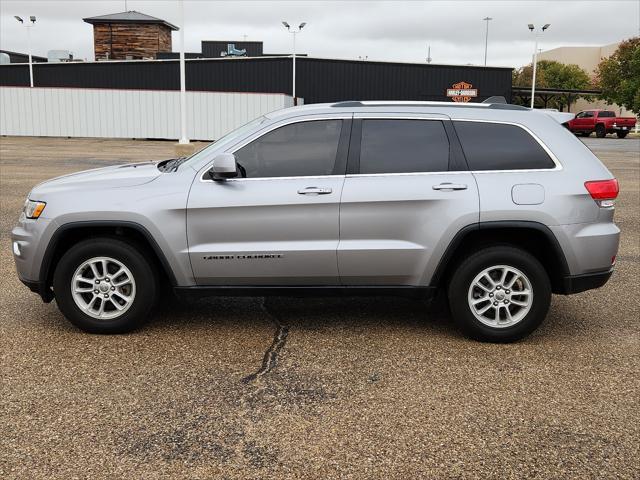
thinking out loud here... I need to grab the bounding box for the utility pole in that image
[528,23,550,109]
[483,17,492,66]
[282,22,306,103]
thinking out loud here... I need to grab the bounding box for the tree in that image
[543,62,592,111]
[512,60,592,110]
[595,37,640,114]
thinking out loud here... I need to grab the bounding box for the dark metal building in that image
[0,56,512,104]
[156,40,301,60]
[202,40,264,57]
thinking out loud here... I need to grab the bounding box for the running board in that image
[173,285,437,300]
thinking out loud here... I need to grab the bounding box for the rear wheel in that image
[53,238,158,333]
[447,246,551,342]
[616,131,628,139]
[595,124,606,138]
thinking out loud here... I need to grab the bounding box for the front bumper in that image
[560,268,613,295]
[12,217,56,302]
[19,277,54,302]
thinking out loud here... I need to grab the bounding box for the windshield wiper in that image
[158,157,188,172]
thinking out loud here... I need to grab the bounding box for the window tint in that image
[359,120,449,174]
[598,111,615,118]
[575,112,585,118]
[234,120,342,178]
[453,121,555,171]
[584,111,595,118]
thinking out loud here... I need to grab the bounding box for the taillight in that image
[584,179,619,208]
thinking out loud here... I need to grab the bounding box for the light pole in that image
[178,0,189,144]
[15,15,36,87]
[282,21,306,103]
[528,23,550,109]
[483,17,492,66]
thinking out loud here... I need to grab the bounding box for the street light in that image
[15,15,36,87]
[282,21,306,102]
[177,0,189,144]
[528,23,550,109]
[482,17,492,66]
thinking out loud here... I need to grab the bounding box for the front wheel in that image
[616,131,629,139]
[53,238,158,333]
[447,246,551,342]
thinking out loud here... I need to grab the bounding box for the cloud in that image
[0,0,638,66]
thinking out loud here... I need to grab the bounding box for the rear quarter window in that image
[453,121,556,171]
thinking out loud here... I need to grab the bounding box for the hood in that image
[32,162,162,195]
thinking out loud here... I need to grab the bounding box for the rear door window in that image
[358,119,450,174]
[453,121,556,171]
[597,111,615,118]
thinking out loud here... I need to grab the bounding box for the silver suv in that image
[12,101,620,342]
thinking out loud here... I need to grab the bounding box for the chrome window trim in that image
[199,115,352,183]
[199,115,563,182]
[452,118,563,172]
[206,174,344,183]
[346,171,471,178]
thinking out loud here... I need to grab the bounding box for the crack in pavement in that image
[242,298,290,384]
[230,298,290,468]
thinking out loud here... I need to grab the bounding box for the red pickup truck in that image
[566,109,636,138]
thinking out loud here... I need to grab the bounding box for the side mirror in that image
[208,153,238,181]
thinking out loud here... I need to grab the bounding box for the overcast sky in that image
[1,0,638,68]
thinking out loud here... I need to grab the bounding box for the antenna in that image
[426,44,432,64]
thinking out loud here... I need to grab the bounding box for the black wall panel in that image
[0,57,512,103]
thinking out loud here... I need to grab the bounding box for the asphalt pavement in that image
[1,135,638,479]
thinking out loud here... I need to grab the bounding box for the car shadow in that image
[150,293,455,335]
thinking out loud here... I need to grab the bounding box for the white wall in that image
[0,87,294,141]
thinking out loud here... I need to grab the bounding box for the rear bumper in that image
[560,268,613,295]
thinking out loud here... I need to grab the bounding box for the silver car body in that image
[12,102,619,298]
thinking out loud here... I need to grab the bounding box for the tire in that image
[52,238,158,333]
[447,246,551,343]
[616,131,628,139]
[595,124,606,138]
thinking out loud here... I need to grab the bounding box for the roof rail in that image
[482,96,507,104]
[330,100,527,110]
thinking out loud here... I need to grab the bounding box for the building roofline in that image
[82,10,178,30]
[0,55,514,71]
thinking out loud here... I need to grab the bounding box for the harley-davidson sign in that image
[446,82,478,102]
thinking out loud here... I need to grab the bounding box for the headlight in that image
[24,199,46,219]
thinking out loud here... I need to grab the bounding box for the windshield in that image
[179,116,267,168]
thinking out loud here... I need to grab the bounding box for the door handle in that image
[298,187,332,195]
[432,183,468,191]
